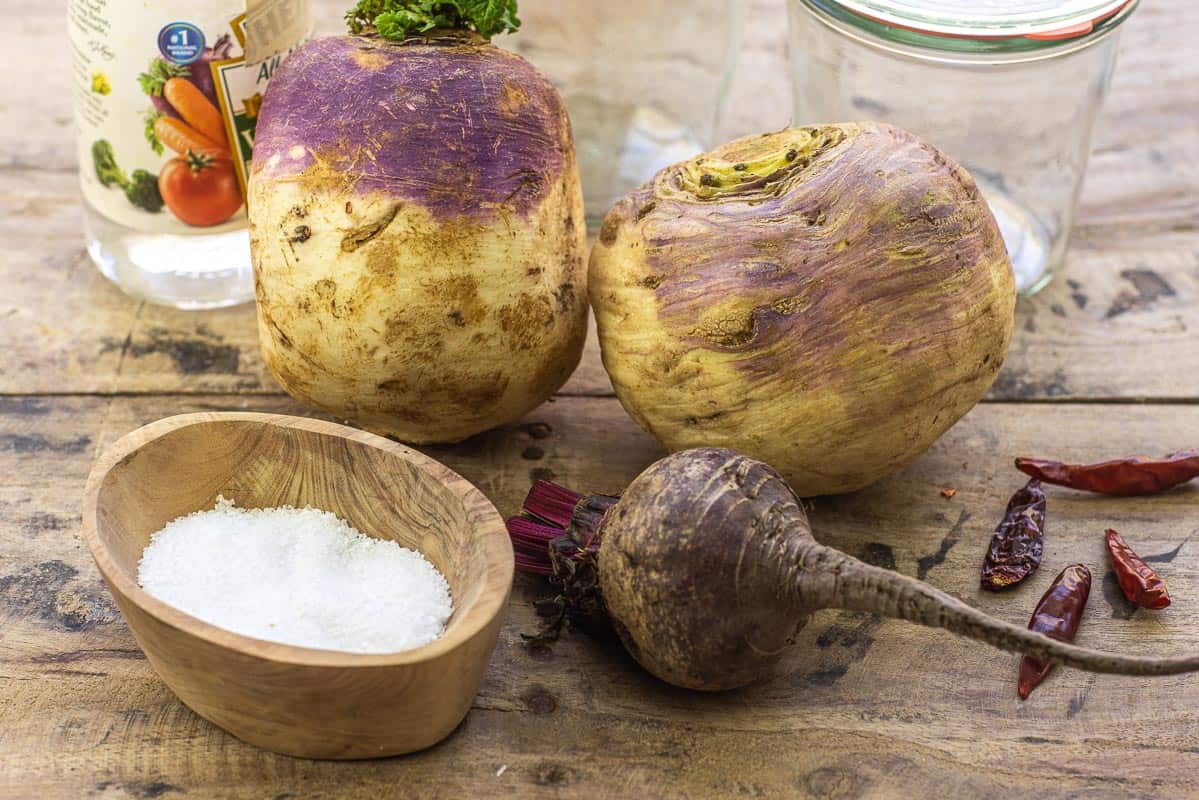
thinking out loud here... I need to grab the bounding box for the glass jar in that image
[508,0,744,226]
[69,0,312,308]
[786,0,1138,294]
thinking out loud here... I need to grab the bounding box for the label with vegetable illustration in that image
[69,0,312,234]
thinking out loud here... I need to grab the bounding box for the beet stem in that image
[507,516,561,574]
[804,543,1199,676]
[522,480,583,528]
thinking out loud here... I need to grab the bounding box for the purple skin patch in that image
[252,34,570,220]
[615,123,1008,384]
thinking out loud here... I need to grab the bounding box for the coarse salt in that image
[137,496,453,654]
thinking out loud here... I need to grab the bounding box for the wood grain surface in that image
[2,0,1198,797]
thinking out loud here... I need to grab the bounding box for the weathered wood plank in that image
[1000,227,1199,400]
[1073,0,1199,231]
[4,395,1199,797]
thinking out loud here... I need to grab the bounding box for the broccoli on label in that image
[126,169,164,213]
[92,139,127,189]
[90,140,163,214]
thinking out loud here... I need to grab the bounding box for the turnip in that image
[248,1,587,443]
[589,123,1015,496]
[510,449,1199,691]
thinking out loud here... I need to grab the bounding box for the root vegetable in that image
[154,117,229,159]
[589,123,1016,497]
[249,2,586,444]
[511,448,1199,691]
[163,77,228,146]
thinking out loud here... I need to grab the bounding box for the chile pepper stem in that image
[799,543,1199,676]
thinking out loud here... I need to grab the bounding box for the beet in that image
[512,448,1199,691]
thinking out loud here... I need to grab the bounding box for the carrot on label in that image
[154,116,228,159]
[164,77,228,147]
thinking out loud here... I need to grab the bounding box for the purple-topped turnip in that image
[248,1,587,443]
[590,124,1016,496]
[511,449,1199,691]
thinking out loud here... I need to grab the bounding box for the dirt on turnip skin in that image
[511,448,1199,691]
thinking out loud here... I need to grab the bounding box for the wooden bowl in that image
[81,412,513,759]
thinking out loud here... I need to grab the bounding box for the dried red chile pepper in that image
[1106,529,1171,610]
[1015,451,1199,496]
[1018,564,1091,699]
[980,480,1046,591]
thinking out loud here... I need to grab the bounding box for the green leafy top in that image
[345,0,520,41]
[137,58,189,97]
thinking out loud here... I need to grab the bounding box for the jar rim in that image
[800,0,1138,55]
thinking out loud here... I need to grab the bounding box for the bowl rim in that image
[81,412,514,668]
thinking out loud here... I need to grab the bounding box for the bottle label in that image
[69,0,312,233]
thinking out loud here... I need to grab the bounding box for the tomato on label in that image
[159,150,242,226]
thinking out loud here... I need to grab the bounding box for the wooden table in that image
[3,1,1197,797]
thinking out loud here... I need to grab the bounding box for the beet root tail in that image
[804,544,1199,676]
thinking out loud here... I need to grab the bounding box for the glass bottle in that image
[786,0,1138,294]
[508,0,745,226]
[69,0,312,308]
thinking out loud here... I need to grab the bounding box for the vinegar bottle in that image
[68,0,312,308]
